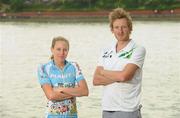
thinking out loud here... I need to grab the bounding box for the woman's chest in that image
[48,70,76,87]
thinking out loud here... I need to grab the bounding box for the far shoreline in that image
[0,9,180,22]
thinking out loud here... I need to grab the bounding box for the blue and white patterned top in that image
[37,60,84,118]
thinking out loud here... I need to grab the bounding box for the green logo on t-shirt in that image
[118,48,135,59]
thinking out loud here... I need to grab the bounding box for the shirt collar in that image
[122,39,136,52]
[50,60,70,70]
[112,39,136,53]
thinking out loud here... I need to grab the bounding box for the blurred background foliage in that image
[0,0,180,12]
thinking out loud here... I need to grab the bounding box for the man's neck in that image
[116,39,131,52]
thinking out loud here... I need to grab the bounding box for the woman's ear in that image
[51,47,53,53]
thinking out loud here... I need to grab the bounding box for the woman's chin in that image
[54,58,65,62]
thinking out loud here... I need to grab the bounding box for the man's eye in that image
[122,26,128,29]
[63,49,67,51]
[114,26,119,29]
[57,48,61,51]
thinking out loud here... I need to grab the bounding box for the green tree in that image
[0,0,11,4]
[95,0,117,9]
[10,0,25,12]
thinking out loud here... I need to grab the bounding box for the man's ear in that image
[111,28,114,34]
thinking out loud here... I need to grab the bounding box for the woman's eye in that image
[56,48,68,51]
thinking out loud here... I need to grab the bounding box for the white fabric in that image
[98,39,146,112]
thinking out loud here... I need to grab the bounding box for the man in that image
[93,8,146,118]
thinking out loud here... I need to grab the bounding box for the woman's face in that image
[51,41,69,63]
[111,18,130,41]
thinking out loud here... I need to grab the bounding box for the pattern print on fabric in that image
[47,97,77,115]
[118,48,135,59]
[47,82,77,115]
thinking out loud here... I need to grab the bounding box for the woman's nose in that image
[59,50,64,54]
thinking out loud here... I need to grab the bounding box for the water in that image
[0,21,180,118]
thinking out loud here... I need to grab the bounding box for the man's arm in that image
[100,63,139,82]
[41,84,73,101]
[93,66,117,86]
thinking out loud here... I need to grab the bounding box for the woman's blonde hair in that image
[50,36,69,60]
[109,8,132,32]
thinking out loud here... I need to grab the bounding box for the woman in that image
[38,36,89,118]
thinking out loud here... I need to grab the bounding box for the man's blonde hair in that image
[109,8,132,32]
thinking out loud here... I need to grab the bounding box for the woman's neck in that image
[54,60,65,69]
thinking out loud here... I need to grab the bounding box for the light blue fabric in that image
[38,60,84,118]
[47,114,78,118]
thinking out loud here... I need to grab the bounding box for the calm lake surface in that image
[0,20,180,118]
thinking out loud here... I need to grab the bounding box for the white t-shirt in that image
[98,39,146,112]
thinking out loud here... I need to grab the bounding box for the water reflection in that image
[0,21,180,118]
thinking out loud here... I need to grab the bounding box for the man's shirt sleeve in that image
[128,46,146,68]
[97,49,104,66]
